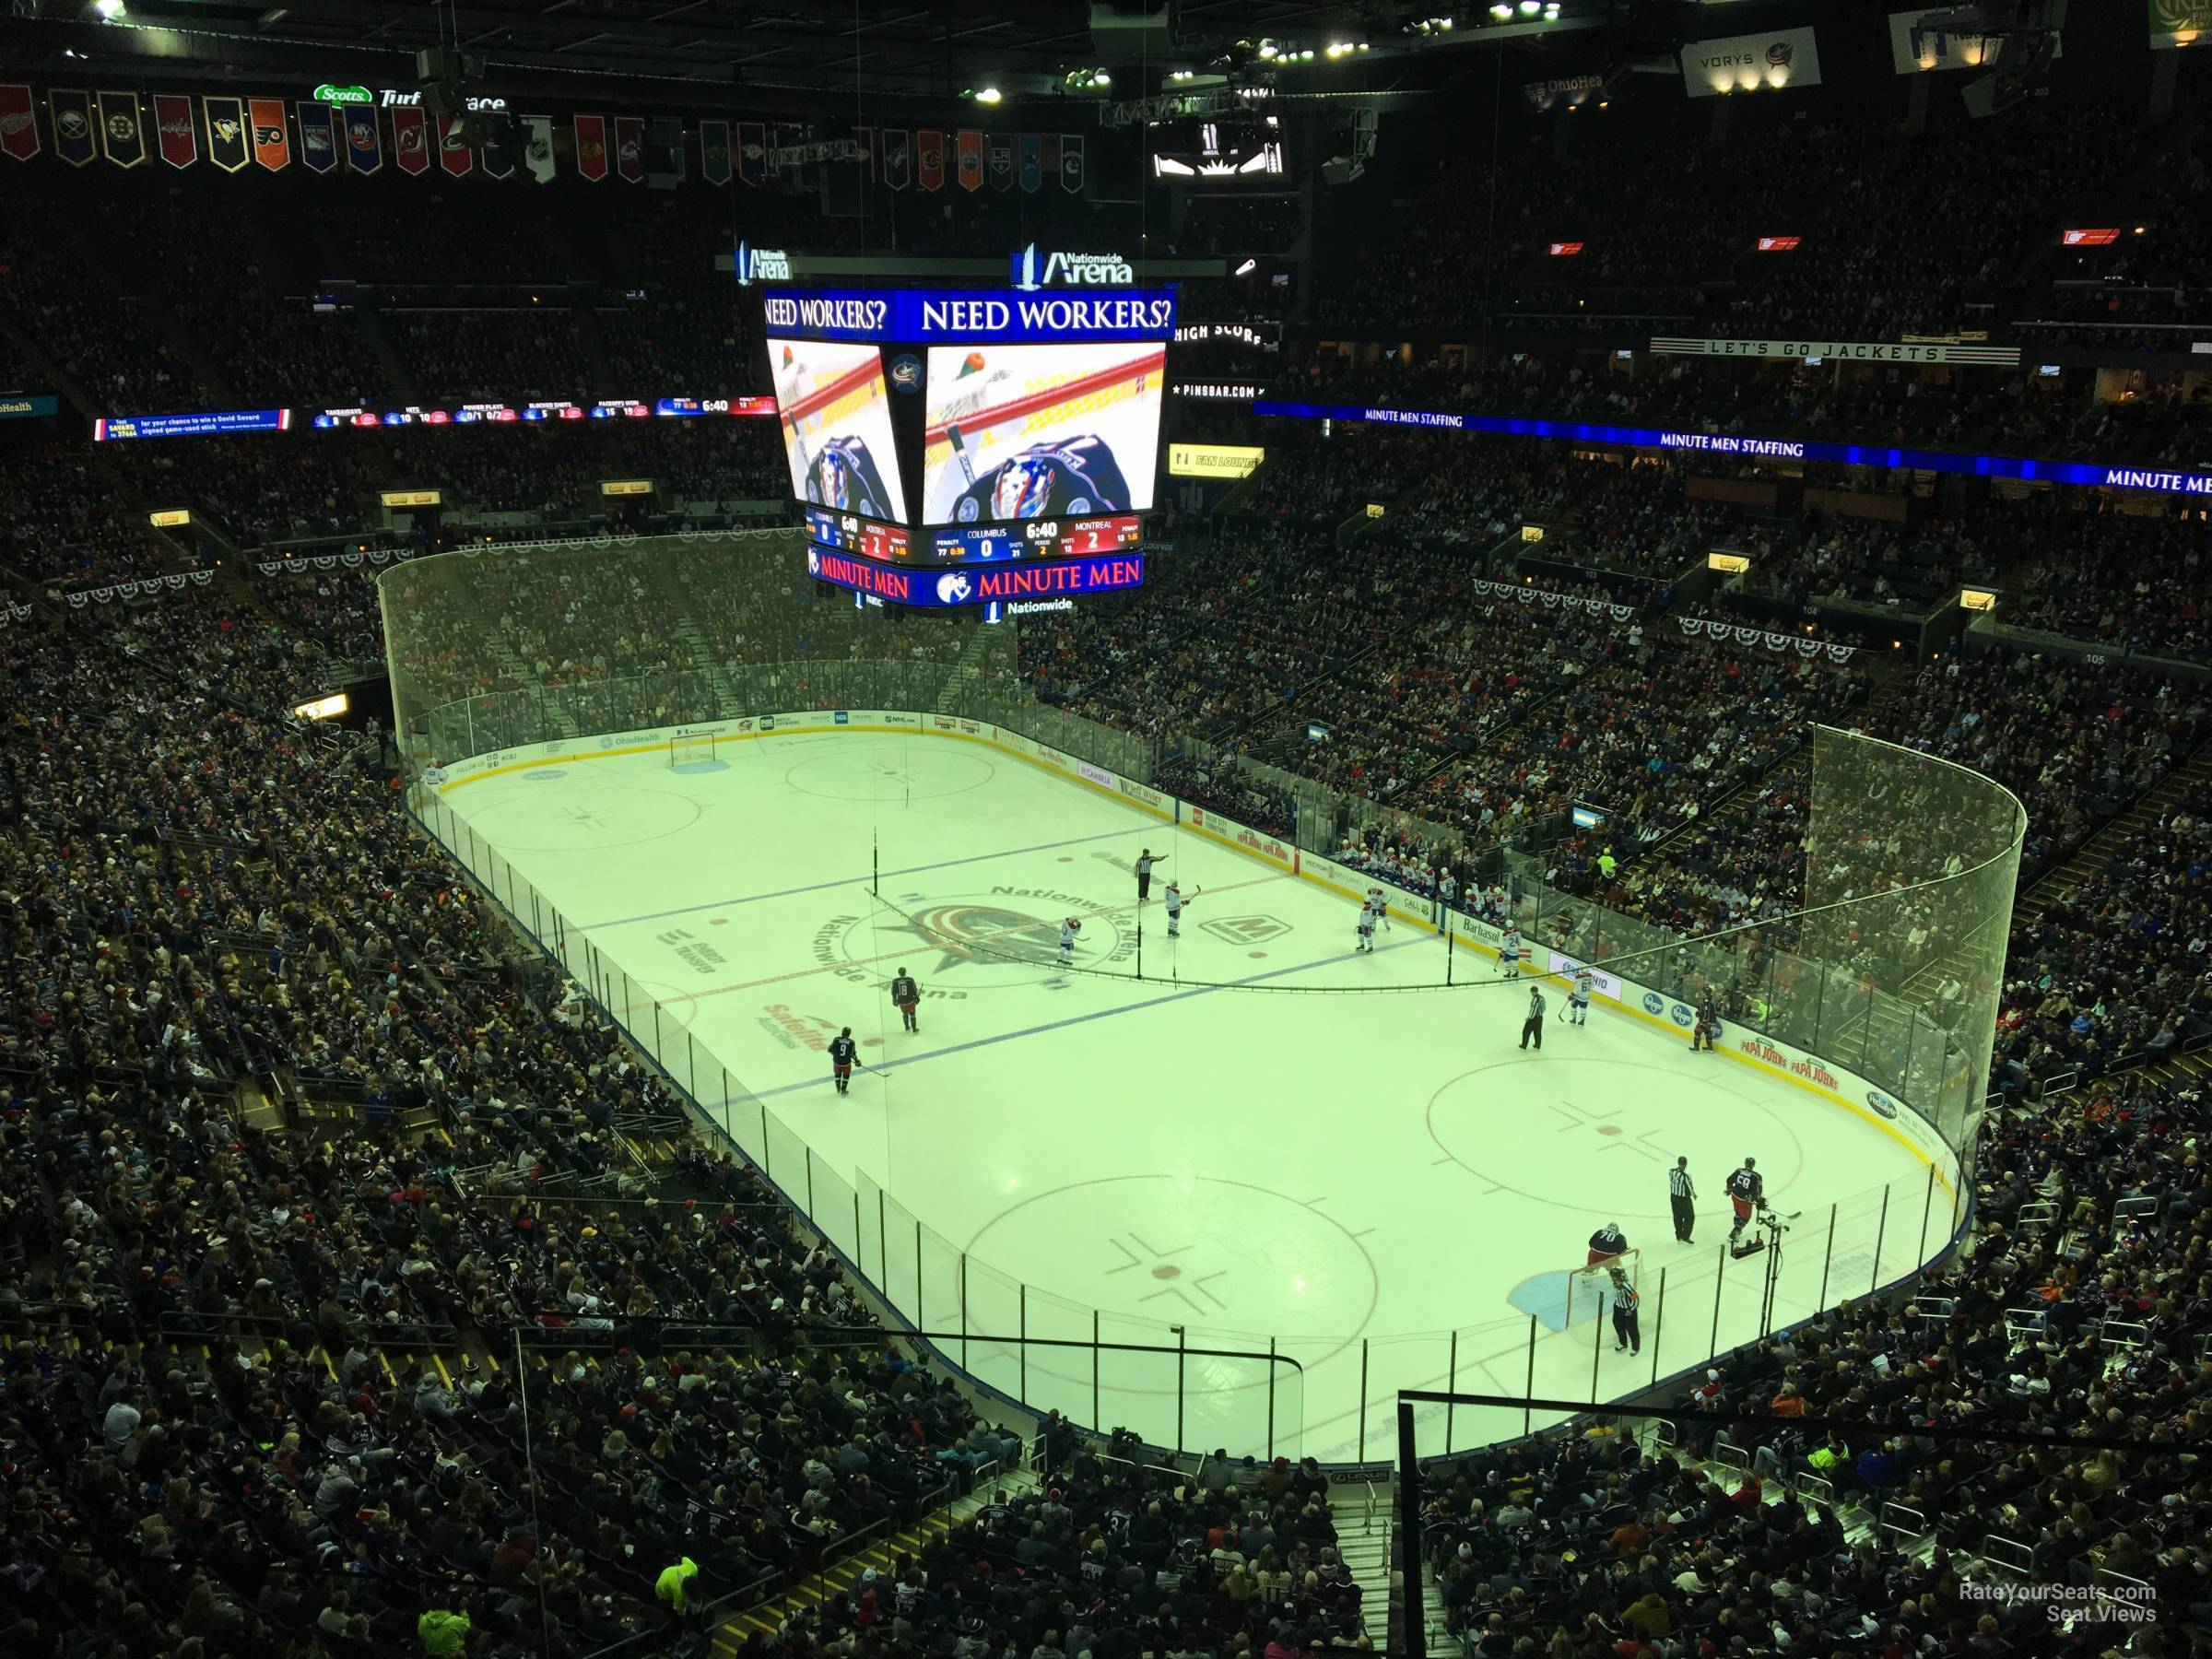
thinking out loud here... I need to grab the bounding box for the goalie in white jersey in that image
[1568,967,1594,1026]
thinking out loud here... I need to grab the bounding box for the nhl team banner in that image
[985,131,1014,192]
[51,89,94,167]
[1018,134,1042,193]
[297,100,337,174]
[699,118,731,185]
[481,124,515,180]
[879,127,910,190]
[97,90,145,168]
[343,103,382,172]
[392,105,429,173]
[205,95,248,172]
[249,97,290,171]
[437,113,474,178]
[1651,335,2019,367]
[1680,26,1822,96]
[614,115,643,183]
[1060,133,1085,194]
[0,84,38,162]
[522,115,555,183]
[956,128,982,190]
[735,120,764,186]
[573,113,607,182]
[153,94,196,168]
[915,128,942,192]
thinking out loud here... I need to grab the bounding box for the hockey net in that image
[923,347,1164,512]
[1563,1249,1641,1325]
[669,733,716,768]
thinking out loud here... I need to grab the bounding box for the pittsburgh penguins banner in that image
[394,107,429,174]
[153,94,196,169]
[916,128,942,191]
[699,118,731,185]
[97,90,145,168]
[205,95,248,172]
[986,131,1014,192]
[297,100,337,174]
[343,103,382,173]
[735,121,764,186]
[614,115,643,182]
[1018,133,1041,193]
[882,127,911,190]
[956,128,982,190]
[1060,132,1085,194]
[522,115,555,182]
[51,89,94,167]
[249,97,289,171]
[436,113,473,178]
[0,84,39,162]
[573,113,607,182]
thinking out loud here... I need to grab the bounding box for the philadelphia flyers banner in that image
[916,127,942,192]
[249,96,289,171]
[205,95,248,172]
[393,105,429,174]
[0,83,38,162]
[153,93,196,169]
[956,128,982,191]
[436,113,473,178]
[573,113,607,182]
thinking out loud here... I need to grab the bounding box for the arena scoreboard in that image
[804,507,1142,566]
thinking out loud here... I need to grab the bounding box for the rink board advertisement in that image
[428,713,1958,1191]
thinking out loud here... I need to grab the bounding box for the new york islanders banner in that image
[915,127,942,191]
[153,94,196,169]
[881,127,911,190]
[97,91,145,168]
[956,128,982,191]
[614,116,642,182]
[1018,133,1042,193]
[436,113,473,178]
[699,119,731,185]
[297,100,337,174]
[205,95,248,172]
[394,105,429,174]
[344,103,382,172]
[1060,133,1085,194]
[249,97,289,171]
[573,113,607,182]
[0,84,38,162]
[735,121,764,186]
[51,89,94,167]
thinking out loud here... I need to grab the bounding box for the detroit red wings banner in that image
[248,96,289,171]
[573,113,607,182]
[614,115,643,182]
[0,84,38,162]
[393,105,429,174]
[436,113,473,178]
[153,94,196,169]
[956,128,982,191]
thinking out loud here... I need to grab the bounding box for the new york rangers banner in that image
[881,127,911,190]
[152,94,195,169]
[572,113,607,182]
[522,115,555,182]
[735,121,764,186]
[1018,133,1042,193]
[393,105,429,174]
[956,128,982,191]
[249,97,289,171]
[0,84,38,162]
[914,128,940,191]
[343,103,381,172]
[205,95,248,172]
[51,89,94,167]
[613,115,642,182]
[699,118,731,185]
[296,100,337,173]
[98,90,145,169]
[436,113,473,178]
[1060,132,1085,194]
[986,131,1014,191]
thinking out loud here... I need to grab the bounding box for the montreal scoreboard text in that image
[805,508,1142,566]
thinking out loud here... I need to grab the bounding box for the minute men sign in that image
[1650,335,2022,367]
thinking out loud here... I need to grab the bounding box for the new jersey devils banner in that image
[956,128,982,191]
[297,101,338,173]
[699,118,731,185]
[249,97,289,171]
[573,113,607,182]
[393,105,429,174]
[0,84,39,162]
[436,113,473,177]
[614,115,643,182]
[205,95,248,172]
[1060,133,1085,194]
[343,104,381,172]
[153,94,196,169]
[51,89,94,167]
[915,127,942,191]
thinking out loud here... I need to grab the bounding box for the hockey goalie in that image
[948,435,1133,524]
[804,436,900,521]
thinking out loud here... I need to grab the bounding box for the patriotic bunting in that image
[153,93,196,169]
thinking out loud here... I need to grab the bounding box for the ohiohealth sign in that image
[761,288,1178,345]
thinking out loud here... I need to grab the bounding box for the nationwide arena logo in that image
[733,241,793,287]
[1011,243,1135,291]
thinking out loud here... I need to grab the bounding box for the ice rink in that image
[435,726,1952,1462]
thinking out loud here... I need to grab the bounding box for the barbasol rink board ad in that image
[767,338,910,524]
[922,342,1166,525]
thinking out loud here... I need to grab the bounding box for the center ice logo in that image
[900,901,1071,971]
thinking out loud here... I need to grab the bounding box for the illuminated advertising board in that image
[768,338,910,524]
[761,288,1179,346]
[95,407,293,441]
[806,544,1145,607]
[921,342,1165,524]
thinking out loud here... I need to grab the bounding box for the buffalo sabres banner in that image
[735,120,764,186]
[880,127,910,189]
[297,100,337,173]
[986,131,1014,191]
[343,103,381,172]
[249,97,289,171]
[522,114,555,182]
[1060,133,1084,194]
[916,129,942,191]
[956,128,982,190]
[614,115,643,182]
[436,113,474,177]
[51,89,95,167]
[98,90,145,168]
[573,113,607,182]
[1018,133,1042,193]
[205,95,248,171]
[0,84,38,162]
[699,118,731,185]
[153,93,196,169]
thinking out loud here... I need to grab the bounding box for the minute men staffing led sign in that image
[760,288,1179,345]
[806,544,1145,608]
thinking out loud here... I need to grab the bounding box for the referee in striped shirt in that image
[1669,1157,1697,1243]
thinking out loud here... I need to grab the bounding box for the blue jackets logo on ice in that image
[1642,992,1665,1017]
[1865,1088,1900,1120]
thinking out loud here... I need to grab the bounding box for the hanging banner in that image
[51,89,95,167]
[985,131,1014,191]
[1680,26,1823,96]
[249,97,290,171]
[522,114,555,182]
[956,128,982,190]
[481,122,515,180]
[205,95,248,172]
[1017,133,1042,193]
[297,100,338,173]
[392,105,429,174]
[97,90,145,168]
[915,128,941,191]
[0,83,38,162]
[699,118,731,185]
[735,120,764,186]
[1060,132,1085,194]
[614,115,643,182]
[343,104,382,172]
[436,113,474,177]
[152,93,196,169]
[853,126,875,178]
[572,113,607,182]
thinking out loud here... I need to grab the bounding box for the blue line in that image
[584,826,1138,929]
[753,935,1429,1100]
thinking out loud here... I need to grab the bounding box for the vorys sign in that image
[1011,244,1135,289]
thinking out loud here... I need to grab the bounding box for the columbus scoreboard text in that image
[804,508,1143,566]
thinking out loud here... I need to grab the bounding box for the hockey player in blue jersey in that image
[948,434,1133,524]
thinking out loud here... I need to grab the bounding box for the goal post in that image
[669,733,716,768]
[1565,1249,1641,1325]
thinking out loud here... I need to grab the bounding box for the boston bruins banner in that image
[98,90,145,168]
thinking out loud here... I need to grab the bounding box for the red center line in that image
[608,871,1293,1017]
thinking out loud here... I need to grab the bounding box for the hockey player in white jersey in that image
[1363,888,1391,936]
[1058,916,1081,964]
[1499,925,1524,980]
[1569,967,1594,1026]
[1163,881,1188,937]
[1354,900,1376,953]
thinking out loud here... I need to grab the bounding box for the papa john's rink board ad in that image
[427,709,1966,1203]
